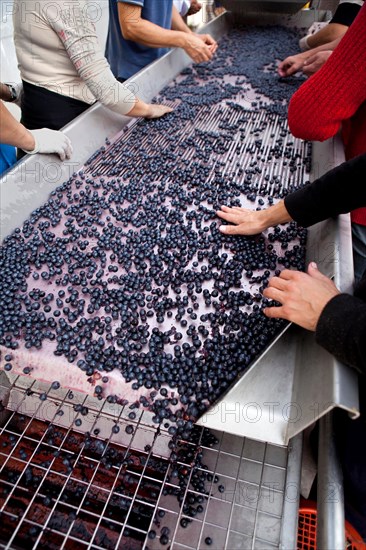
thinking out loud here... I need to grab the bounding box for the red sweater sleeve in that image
[288,3,366,142]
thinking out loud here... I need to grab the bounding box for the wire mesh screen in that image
[0,374,289,550]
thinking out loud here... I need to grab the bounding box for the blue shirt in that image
[106,0,173,81]
[0,143,16,176]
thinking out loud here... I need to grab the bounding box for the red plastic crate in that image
[298,501,365,550]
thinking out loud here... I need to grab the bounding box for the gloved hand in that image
[24,128,73,161]
[145,104,174,119]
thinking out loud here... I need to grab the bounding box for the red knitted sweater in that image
[288,3,366,225]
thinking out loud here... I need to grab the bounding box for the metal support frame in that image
[317,412,345,549]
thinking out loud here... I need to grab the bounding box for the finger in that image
[219,205,235,212]
[278,66,291,77]
[262,286,284,302]
[197,54,208,63]
[219,205,246,214]
[65,144,73,159]
[65,138,73,159]
[58,148,66,161]
[278,61,298,77]
[216,211,241,223]
[219,224,248,236]
[285,65,298,76]
[194,51,208,63]
[266,276,288,291]
[216,208,235,217]
[303,64,316,77]
[303,55,315,66]
[278,269,296,281]
[205,49,213,61]
[263,306,288,320]
[160,106,173,114]
[307,261,329,282]
[277,60,290,71]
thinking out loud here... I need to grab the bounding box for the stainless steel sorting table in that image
[0,8,359,550]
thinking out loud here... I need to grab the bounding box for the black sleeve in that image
[316,294,366,374]
[330,2,363,26]
[284,153,366,228]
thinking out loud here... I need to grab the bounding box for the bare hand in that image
[196,33,218,54]
[217,205,268,235]
[303,50,332,76]
[145,104,174,119]
[184,33,216,63]
[277,53,308,77]
[263,262,340,331]
[187,0,202,15]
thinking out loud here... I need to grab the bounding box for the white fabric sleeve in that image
[299,35,311,51]
[46,1,136,116]
[173,0,191,16]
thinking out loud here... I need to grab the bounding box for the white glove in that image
[24,129,73,161]
[299,36,311,51]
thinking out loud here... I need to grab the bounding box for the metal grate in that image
[86,102,311,197]
[0,373,289,549]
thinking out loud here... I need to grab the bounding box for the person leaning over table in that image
[217,153,366,540]
[12,0,172,160]
[278,1,363,78]
[105,0,217,83]
[278,2,366,283]
[173,0,202,17]
[0,101,72,172]
[298,0,363,51]
[0,83,72,175]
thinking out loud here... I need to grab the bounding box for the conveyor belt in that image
[0,24,310,430]
[0,11,358,550]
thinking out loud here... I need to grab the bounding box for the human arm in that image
[299,1,362,50]
[0,102,72,160]
[0,82,23,108]
[301,23,348,50]
[277,37,341,77]
[171,4,193,31]
[216,153,366,235]
[47,2,171,119]
[118,2,217,62]
[0,83,17,102]
[263,262,366,373]
[288,4,366,141]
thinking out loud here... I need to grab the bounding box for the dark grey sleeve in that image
[316,293,366,374]
[284,153,366,228]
